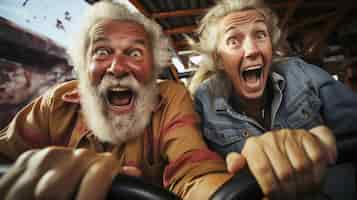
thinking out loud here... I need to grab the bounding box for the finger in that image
[4,165,45,200]
[284,131,312,195]
[309,126,337,164]
[225,152,246,174]
[27,147,72,173]
[122,166,143,177]
[301,132,327,191]
[261,131,296,199]
[7,147,72,200]
[76,153,119,200]
[242,137,278,197]
[6,148,69,199]
[0,150,36,198]
[34,149,97,200]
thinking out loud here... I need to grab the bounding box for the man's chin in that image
[105,107,151,144]
[80,74,158,145]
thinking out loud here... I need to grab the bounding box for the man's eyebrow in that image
[91,37,147,46]
[132,38,147,46]
[92,36,109,44]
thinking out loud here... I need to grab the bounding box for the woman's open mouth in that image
[241,65,263,88]
[106,86,135,114]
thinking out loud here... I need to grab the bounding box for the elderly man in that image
[190,0,357,199]
[0,1,246,199]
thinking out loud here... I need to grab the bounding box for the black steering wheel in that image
[106,131,357,200]
[106,174,180,200]
[0,166,180,200]
[1,132,356,200]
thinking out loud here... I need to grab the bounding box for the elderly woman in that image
[0,1,253,199]
[191,0,357,199]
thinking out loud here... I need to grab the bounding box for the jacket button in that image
[242,130,251,138]
[302,109,310,119]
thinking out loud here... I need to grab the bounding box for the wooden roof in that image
[86,0,357,74]
[0,17,68,67]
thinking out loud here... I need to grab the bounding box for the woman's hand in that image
[225,126,336,199]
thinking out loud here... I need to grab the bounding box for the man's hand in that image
[0,147,142,200]
[225,126,337,199]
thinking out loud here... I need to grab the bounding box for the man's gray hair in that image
[68,0,171,79]
[189,0,281,93]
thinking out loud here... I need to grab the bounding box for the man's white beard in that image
[78,74,158,145]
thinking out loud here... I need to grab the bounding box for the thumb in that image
[121,166,143,177]
[226,152,246,174]
[309,126,337,164]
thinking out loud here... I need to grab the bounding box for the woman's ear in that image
[213,51,224,70]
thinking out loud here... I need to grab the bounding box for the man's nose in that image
[107,55,130,77]
[243,37,259,58]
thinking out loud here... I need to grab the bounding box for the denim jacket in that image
[194,57,357,157]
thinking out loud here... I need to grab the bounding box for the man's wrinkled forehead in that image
[89,20,108,42]
[88,19,148,43]
[222,10,266,32]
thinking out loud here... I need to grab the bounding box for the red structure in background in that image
[0,17,75,129]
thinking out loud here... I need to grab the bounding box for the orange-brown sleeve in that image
[158,81,232,199]
[0,81,78,162]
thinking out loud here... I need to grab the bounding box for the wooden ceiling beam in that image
[128,0,151,17]
[294,2,335,8]
[152,8,208,19]
[150,1,339,20]
[304,5,352,58]
[290,12,337,32]
[164,25,196,35]
[280,0,304,29]
[172,40,190,51]
[174,40,189,47]
[152,4,293,19]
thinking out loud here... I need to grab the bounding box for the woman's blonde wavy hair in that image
[67,0,171,81]
[189,0,281,93]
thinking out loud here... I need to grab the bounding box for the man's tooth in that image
[110,87,128,92]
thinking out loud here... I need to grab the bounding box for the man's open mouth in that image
[106,86,135,114]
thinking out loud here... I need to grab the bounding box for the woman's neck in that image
[231,94,265,119]
[230,78,273,129]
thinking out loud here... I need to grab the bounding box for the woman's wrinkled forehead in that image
[220,9,266,32]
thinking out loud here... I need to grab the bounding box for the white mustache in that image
[98,74,140,95]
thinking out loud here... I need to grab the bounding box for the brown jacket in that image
[0,80,231,199]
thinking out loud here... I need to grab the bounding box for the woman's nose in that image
[243,38,259,58]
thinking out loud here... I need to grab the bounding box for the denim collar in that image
[205,71,286,112]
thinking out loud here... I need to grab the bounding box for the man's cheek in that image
[131,64,153,84]
[88,64,106,85]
